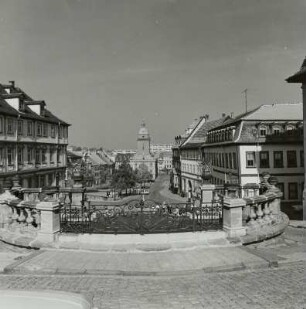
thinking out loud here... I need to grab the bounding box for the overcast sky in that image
[0,0,305,149]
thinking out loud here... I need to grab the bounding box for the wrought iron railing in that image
[60,198,223,234]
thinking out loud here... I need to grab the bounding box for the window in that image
[273,127,281,135]
[246,152,256,167]
[288,183,298,200]
[17,120,23,136]
[27,148,33,163]
[42,148,47,164]
[276,183,284,200]
[40,175,45,188]
[259,127,267,137]
[225,153,228,168]
[43,123,48,137]
[7,118,14,134]
[27,121,33,136]
[260,151,269,168]
[35,149,41,164]
[58,126,62,139]
[287,126,294,135]
[7,148,14,165]
[0,148,3,165]
[0,117,3,133]
[51,125,56,138]
[17,147,23,164]
[37,123,42,137]
[229,153,232,169]
[273,151,283,168]
[287,150,297,167]
[300,150,304,167]
[233,153,237,169]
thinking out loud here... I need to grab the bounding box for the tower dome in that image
[138,121,149,137]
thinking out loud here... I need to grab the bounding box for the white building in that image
[204,103,303,204]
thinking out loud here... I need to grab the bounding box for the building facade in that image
[130,122,157,179]
[0,81,69,188]
[177,115,229,195]
[150,144,173,154]
[157,151,173,173]
[204,103,303,204]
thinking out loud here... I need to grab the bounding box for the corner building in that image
[204,103,303,205]
[0,81,70,188]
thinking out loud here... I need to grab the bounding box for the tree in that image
[111,161,137,193]
[135,164,153,185]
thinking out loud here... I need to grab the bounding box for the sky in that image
[0,0,305,149]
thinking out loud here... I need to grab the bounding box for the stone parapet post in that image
[223,197,246,238]
[36,201,60,243]
[200,184,216,204]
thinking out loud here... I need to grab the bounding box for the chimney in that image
[205,114,209,120]
[222,113,226,118]
[9,81,15,88]
[230,112,234,118]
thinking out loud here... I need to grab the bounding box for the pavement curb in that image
[3,250,44,274]
[3,260,273,277]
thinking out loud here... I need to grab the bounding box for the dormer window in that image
[273,127,281,135]
[286,125,294,135]
[259,127,267,137]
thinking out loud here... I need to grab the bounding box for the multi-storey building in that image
[0,81,69,188]
[204,103,303,204]
[179,116,229,195]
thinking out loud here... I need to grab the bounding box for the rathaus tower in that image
[130,121,157,179]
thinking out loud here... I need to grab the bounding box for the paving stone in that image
[2,262,303,309]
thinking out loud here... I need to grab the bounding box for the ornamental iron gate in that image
[60,197,223,234]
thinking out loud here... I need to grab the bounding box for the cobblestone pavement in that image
[246,226,306,265]
[0,261,305,309]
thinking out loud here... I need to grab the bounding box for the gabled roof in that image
[181,116,230,148]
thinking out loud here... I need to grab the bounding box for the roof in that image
[207,103,303,144]
[85,152,113,166]
[0,83,70,125]
[286,57,306,83]
[210,103,303,131]
[242,103,302,121]
[67,150,83,159]
[181,116,229,148]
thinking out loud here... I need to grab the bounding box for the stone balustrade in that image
[222,181,288,244]
[0,190,41,234]
[0,188,60,247]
